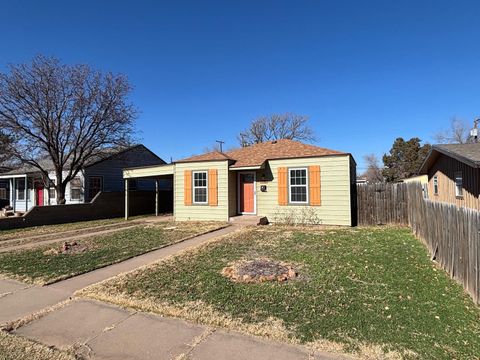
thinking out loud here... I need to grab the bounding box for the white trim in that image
[288,167,309,204]
[192,170,208,204]
[0,174,28,179]
[237,171,257,215]
[433,175,439,195]
[230,165,263,171]
[454,171,463,197]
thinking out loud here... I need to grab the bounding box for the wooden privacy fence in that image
[357,183,410,225]
[357,182,480,304]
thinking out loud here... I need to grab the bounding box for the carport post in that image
[125,179,129,220]
[155,179,159,216]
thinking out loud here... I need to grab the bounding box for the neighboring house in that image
[124,139,357,226]
[356,177,368,185]
[0,145,167,212]
[419,143,480,209]
[401,174,429,198]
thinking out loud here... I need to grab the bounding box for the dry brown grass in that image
[0,330,75,360]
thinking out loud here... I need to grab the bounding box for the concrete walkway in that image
[0,225,236,325]
[14,299,344,360]
[0,224,346,360]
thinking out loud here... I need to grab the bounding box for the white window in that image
[70,177,82,200]
[16,179,25,201]
[193,171,208,204]
[454,172,463,197]
[49,179,56,200]
[289,168,308,204]
[433,175,439,195]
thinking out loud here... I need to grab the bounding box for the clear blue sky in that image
[1,1,479,172]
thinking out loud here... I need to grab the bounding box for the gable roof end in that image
[419,143,480,174]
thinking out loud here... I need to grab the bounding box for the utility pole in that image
[471,118,480,143]
[215,140,225,152]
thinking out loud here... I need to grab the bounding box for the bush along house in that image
[123,139,357,226]
[0,145,167,213]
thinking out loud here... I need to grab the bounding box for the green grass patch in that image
[80,226,480,359]
[0,222,226,284]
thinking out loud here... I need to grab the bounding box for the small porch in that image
[123,164,175,220]
[0,173,51,214]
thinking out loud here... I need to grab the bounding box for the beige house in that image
[124,139,357,226]
[419,143,480,210]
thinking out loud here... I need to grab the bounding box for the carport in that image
[123,164,175,220]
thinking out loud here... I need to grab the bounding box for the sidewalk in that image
[0,224,345,359]
[0,225,236,325]
[15,299,344,360]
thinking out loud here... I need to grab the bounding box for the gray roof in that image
[419,143,480,173]
[0,145,157,176]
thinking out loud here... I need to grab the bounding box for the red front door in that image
[239,173,255,214]
[36,187,44,206]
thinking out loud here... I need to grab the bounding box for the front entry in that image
[239,172,256,214]
[35,186,44,206]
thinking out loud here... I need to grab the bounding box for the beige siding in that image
[255,155,352,226]
[427,154,480,210]
[174,161,229,221]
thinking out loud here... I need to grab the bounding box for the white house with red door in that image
[0,145,167,213]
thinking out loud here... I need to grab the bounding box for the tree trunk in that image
[55,173,66,204]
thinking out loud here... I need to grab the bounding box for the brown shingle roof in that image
[177,139,348,167]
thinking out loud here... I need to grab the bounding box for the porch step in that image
[228,215,269,226]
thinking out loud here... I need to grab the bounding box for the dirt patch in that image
[43,241,90,256]
[221,258,297,283]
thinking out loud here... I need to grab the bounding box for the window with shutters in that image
[193,171,208,204]
[289,168,308,204]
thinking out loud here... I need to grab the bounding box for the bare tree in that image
[433,118,472,144]
[361,154,384,183]
[0,55,136,203]
[0,131,12,166]
[238,113,315,146]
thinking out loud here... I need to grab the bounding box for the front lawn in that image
[0,222,227,285]
[0,216,144,242]
[79,226,480,359]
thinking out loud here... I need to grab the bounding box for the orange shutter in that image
[184,170,192,206]
[278,167,288,206]
[208,169,218,206]
[309,165,321,206]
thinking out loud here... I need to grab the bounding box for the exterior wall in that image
[253,155,353,226]
[174,160,229,221]
[403,175,428,185]
[427,154,480,210]
[85,145,166,201]
[46,171,85,206]
[228,171,237,217]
